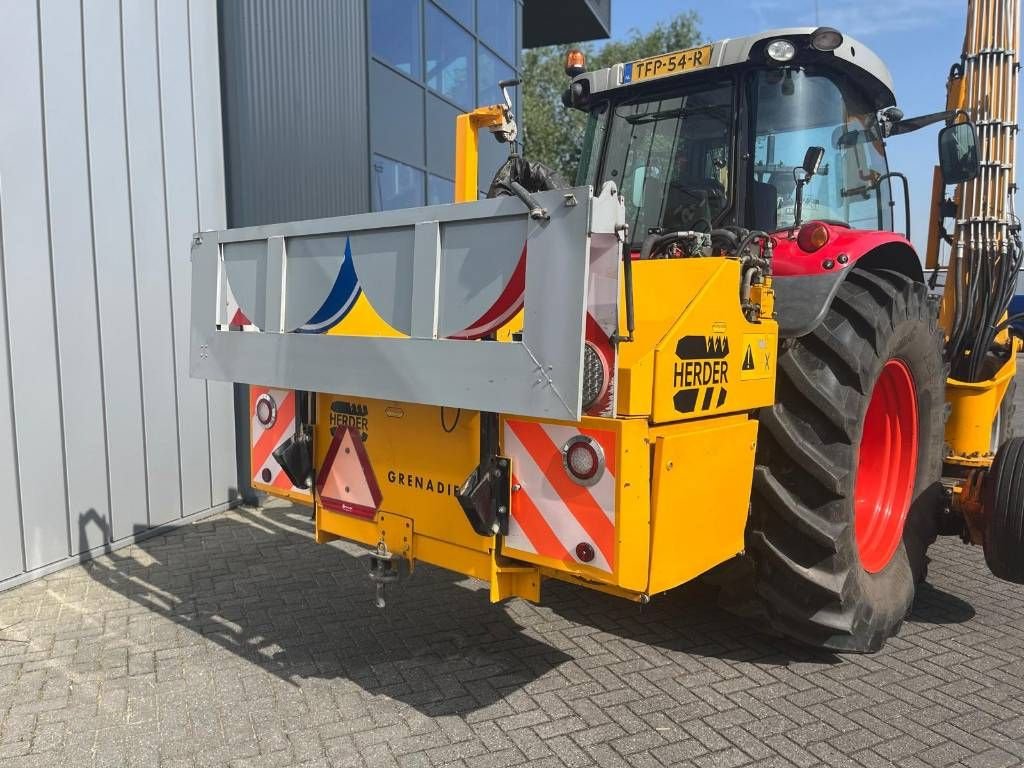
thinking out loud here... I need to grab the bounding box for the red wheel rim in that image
[854,359,919,573]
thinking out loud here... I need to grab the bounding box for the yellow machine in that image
[212,8,1024,655]
[924,0,1023,574]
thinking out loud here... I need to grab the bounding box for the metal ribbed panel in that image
[219,0,370,227]
[0,0,234,588]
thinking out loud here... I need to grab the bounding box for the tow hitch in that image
[368,542,401,608]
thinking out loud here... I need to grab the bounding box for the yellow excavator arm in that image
[930,0,1021,466]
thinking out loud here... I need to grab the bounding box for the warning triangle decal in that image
[742,345,756,371]
[315,426,383,519]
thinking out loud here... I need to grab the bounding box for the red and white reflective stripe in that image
[504,420,616,573]
[250,387,298,490]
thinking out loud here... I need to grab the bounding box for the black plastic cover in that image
[487,155,567,198]
[273,425,314,489]
[455,456,510,536]
[772,271,846,338]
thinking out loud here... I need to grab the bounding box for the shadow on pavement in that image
[909,580,977,624]
[77,504,571,717]
[76,503,981,713]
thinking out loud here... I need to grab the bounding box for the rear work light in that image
[797,221,831,253]
[562,435,605,486]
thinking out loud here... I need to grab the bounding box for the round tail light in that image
[562,435,605,486]
[797,221,830,253]
[255,393,277,428]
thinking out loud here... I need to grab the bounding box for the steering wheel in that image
[666,181,722,230]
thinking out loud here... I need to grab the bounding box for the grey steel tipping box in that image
[190,184,625,421]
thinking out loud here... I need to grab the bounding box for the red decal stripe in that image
[448,245,526,340]
[506,420,615,566]
[510,472,572,562]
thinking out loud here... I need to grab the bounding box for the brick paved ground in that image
[0,386,1022,767]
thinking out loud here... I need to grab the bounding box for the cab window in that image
[751,67,892,231]
[596,81,735,248]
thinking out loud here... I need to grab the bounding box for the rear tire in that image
[746,269,945,652]
[983,436,1024,584]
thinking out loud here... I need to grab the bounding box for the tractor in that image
[192,10,1023,652]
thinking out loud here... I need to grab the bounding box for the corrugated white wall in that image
[0,0,236,586]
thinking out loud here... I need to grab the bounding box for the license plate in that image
[623,44,714,84]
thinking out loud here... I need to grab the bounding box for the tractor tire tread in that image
[743,267,945,651]
[984,436,1024,583]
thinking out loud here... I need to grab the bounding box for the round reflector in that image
[766,39,797,62]
[255,393,277,428]
[562,435,605,486]
[575,542,596,563]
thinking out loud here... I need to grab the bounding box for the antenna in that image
[814,0,820,24]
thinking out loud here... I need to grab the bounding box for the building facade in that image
[217,0,611,504]
[0,0,609,589]
[219,0,611,228]
[0,0,235,589]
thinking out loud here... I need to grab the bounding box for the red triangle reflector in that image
[315,426,383,519]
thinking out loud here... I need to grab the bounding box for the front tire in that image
[746,268,945,652]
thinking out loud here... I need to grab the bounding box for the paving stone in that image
[0,497,1020,767]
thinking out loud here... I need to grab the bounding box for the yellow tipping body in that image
[308,256,778,603]
[648,415,758,593]
[271,103,782,605]
[617,258,777,420]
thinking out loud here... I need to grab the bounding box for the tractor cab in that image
[567,28,912,253]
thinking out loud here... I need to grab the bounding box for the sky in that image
[605,0,1000,254]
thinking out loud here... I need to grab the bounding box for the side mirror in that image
[939,122,980,185]
[802,146,826,177]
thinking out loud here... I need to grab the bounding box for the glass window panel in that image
[426,94,460,177]
[372,155,425,211]
[426,4,475,109]
[370,0,421,78]
[598,81,735,246]
[477,0,515,65]
[478,44,515,108]
[370,63,425,167]
[428,174,455,205]
[752,68,892,231]
[433,0,472,28]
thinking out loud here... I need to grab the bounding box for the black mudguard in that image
[773,272,847,338]
[773,245,925,338]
